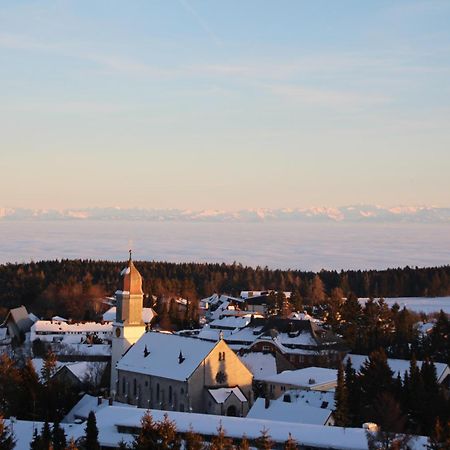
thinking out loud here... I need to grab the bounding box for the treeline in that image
[334,349,450,444]
[0,259,449,321]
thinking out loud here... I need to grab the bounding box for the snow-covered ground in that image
[0,220,449,271]
[359,297,450,314]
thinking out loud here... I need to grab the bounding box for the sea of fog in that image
[0,220,449,272]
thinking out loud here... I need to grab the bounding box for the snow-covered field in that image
[360,297,450,314]
[0,220,449,272]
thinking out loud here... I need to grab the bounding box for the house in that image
[30,320,112,344]
[260,367,338,399]
[115,331,253,416]
[248,395,335,426]
[1,305,37,343]
[226,317,348,368]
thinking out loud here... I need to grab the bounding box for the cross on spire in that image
[129,249,132,261]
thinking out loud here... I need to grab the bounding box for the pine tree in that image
[334,363,349,427]
[41,421,52,450]
[254,427,273,450]
[30,428,43,450]
[237,435,250,450]
[66,437,79,450]
[184,426,204,450]
[210,424,233,450]
[133,411,158,450]
[0,415,15,450]
[344,357,360,426]
[283,433,297,450]
[155,414,180,450]
[52,419,66,450]
[41,350,57,385]
[84,411,100,450]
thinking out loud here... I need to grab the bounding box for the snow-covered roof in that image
[261,367,337,390]
[63,394,136,423]
[238,352,278,379]
[52,316,68,322]
[283,389,336,410]
[32,320,112,334]
[8,406,429,450]
[102,306,156,324]
[345,354,450,384]
[117,332,218,381]
[54,343,111,356]
[248,397,332,426]
[209,315,253,330]
[208,387,247,404]
[89,405,428,450]
[240,291,291,299]
[32,358,107,382]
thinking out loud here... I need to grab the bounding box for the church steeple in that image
[123,250,144,296]
[111,250,147,396]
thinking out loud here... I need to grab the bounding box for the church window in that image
[180,404,185,412]
[222,352,226,360]
[218,353,222,361]
[133,379,137,397]
[122,378,126,395]
[169,386,173,403]
[156,383,160,402]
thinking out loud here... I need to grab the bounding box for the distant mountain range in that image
[1,206,449,223]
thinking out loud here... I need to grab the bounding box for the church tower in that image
[110,252,146,396]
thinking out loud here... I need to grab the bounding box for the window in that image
[180,404,185,412]
[169,386,173,403]
[122,378,126,395]
[156,383,160,402]
[133,379,137,397]
[222,352,226,360]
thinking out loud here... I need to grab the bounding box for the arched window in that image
[222,352,226,360]
[122,377,126,395]
[169,386,173,403]
[133,379,137,397]
[156,383,160,402]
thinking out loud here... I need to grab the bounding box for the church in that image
[111,254,254,417]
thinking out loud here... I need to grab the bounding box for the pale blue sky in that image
[1,0,450,209]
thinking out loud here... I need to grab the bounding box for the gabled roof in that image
[2,305,34,333]
[117,332,218,381]
[208,387,247,404]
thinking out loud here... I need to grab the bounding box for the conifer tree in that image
[133,411,158,450]
[52,419,66,450]
[254,427,273,450]
[0,415,15,450]
[66,437,79,450]
[155,414,180,450]
[30,428,43,450]
[184,426,204,450]
[84,411,100,450]
[210,424,233,450]
[344,358,360,426]
[283,433,297,450]
[41,421,52,450]
[237,435,250,450]
[334,363,349,427]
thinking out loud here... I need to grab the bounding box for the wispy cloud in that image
[263,83,391,110]
[178,0,223,47]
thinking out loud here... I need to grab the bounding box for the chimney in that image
[108,397,113,406]
[97,396,102,406]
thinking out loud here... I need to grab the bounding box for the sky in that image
[1,0,450,210]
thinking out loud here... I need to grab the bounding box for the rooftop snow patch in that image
[117,332,218,381]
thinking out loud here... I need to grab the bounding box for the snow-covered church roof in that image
[116,332,218,381]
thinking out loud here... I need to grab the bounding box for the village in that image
[0,255,449,450]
